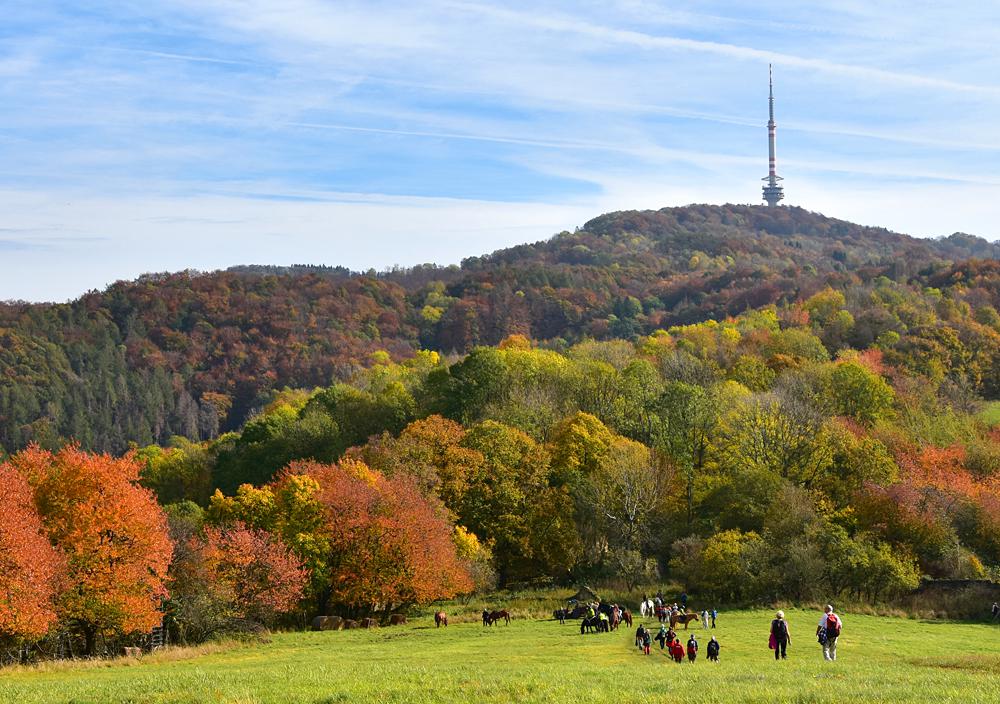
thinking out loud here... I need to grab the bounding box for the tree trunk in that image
[82,624,97,657]
[686,464,694,530]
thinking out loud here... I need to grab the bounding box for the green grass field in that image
[979,401,1000,428]
[2,607,999,704]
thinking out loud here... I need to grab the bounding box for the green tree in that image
[458,421,551,584]
[656,382,718,529]
[137,436,214,505]
[828,362,895,426]
[720,394,834,489]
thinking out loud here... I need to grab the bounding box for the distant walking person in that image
[771,611,791,660]
[655,623,669,650]
[680,592,688,611]
[707,636,720,662]
[711,608,718,628]
[993,602,999,621]
[701,610,709,629]
[671,638,685,663]
[817,605,842,661]
[687,635,698,662]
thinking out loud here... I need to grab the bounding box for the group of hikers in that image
[574,592,1000,664]
[635,623,720,663]
[768,604,842,661]
[624,601,844,664]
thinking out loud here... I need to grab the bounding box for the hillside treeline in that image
[3,204,1000,454]
[5,276,1000,654]
[133,288,1000,596]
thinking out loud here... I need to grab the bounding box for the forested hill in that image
[3,203,999,453]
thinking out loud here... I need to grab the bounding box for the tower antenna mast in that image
[762,64,785,206]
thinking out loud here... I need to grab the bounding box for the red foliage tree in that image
[301,459,473,613]
[197,523,307,624]
[0,463,64,641]
[898,444,973,498]
[10,445,173,654]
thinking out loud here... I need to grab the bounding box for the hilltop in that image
[2,203,998,453]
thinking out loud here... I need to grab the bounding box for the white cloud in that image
[1,1,999,301]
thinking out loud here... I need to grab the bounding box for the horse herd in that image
[310,614,407,631]
[579,604,633,635]
[481,609,512,626]
[639,599,701,629]
[312,602,701,634]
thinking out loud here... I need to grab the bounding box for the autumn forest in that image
[3,204,1000,657]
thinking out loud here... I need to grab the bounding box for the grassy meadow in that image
[2,602,1000,704]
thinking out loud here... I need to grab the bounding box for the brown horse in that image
[488,609,511,625]
[621,609,633,628]
[434,611,448,627]
[670,612,700,630]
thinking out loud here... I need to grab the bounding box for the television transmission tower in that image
[762,64,785,206]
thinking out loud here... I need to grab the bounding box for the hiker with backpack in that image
[635,624,647,651]
[816,605,842,661]
[706,636,720,662]
[686,634,699,662]
[770,611,791,660]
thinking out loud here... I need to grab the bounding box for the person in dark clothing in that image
[686,635,698,662]
[655,624,669,650]
[680,592,688,610]
[707,636,720,662]
[635,624,647,651]
[992,602,999,621]
[771,610,791,660]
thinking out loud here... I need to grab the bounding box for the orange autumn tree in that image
[303,459,473,613]
[0,463,64,642]
[11,446,173,654]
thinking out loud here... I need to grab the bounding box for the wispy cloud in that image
[0,1,998,300]
[445,1,1000,96]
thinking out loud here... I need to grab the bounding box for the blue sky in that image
[2,1,999,301]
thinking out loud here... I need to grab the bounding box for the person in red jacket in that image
[686,635,698,662]
[671,638,685,663]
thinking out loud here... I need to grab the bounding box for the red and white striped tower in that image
[762,64,784,206]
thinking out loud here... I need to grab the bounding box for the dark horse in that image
[580,615,609,634]
[487,609,511,625]
[621,609,633,628]
[434,611,448,627]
